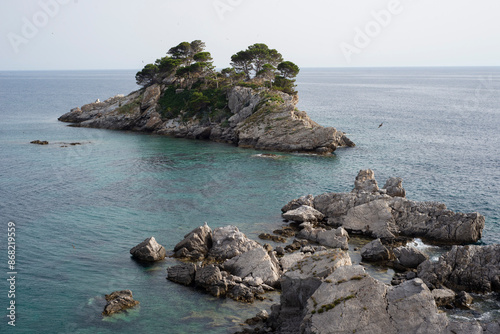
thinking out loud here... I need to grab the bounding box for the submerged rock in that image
[129,236,166,262]
[102,290,139,316]
[30,140,49,145]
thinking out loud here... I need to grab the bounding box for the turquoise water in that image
[0,68,499,333]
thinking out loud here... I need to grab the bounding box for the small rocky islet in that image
[58,40,354,154]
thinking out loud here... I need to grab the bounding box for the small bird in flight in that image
[378,122,383,128]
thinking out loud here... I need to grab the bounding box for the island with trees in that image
[59,40,354,153]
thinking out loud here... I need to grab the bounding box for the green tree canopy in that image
[135,63,159,86]
[277,61,300,79]
[247,43,283,74]
[230,50,254,80]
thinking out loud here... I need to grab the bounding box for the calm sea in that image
[0,68,499,333]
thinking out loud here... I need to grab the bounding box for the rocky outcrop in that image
[268,264,489,334]
[222,247,281,287]
[282,205,324,223]
[166,263,196,286]
[208,225,261,261]
[360,238,392,262]
[173,222,212,260]
[102,290,139,316]
[59,86,354,153]
[283,169,485,244]
[393,245,428,268]
[129,236,166,262]
[417,244,500,293]
[296,223,349,250]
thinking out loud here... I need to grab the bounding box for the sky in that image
[1,0,500,71]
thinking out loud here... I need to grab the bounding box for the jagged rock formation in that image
[59,85,354,154]
[129,236,166,262]
[418,244,500,293]
[282,169,485,244]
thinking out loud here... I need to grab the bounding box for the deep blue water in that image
[0,68,499,333]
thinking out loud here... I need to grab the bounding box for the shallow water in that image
[0,68,499,333]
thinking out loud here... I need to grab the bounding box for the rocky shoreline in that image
[105,170,498,333]
[58,85,354,154]
[146,169,496,333]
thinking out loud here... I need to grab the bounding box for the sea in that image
[0,67,499,333]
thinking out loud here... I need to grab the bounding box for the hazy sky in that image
[1,0,500,71]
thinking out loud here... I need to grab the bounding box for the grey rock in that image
[167,263,196,286]
[59,85,354,154]
[287,169,485,244]
[173,222,212,260]
[418,244,500,293]
[281,194,314,213]
[102,290,139,316]
[432,288,456,307]
[393,245,428,268]
[297,224,348,250]
[129,236,166,262]
[141,84,161,111]
[360,239,392,262]
[276,265,451,334]
[282,205,324,223]
[354,169,379,193]
[342,199,398,238]
[383,176,406,198]
[280,250,352,310]
[455,291,474,308]
[222,246,281,286]
[208,225,260,261]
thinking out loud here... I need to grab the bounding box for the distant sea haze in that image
[0,67,498,333]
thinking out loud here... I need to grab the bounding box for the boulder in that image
[281,194,314,213]
[353,169,379,193]
[102,290,139,316]
[280,250,352,310]
[432,288,456,307]
[129,236,166,262]
[282,205,324,223]
[393,245,428,268]
[360,239,392,262]
[194,264,226,297]
[297,224,348,250]
[173,222,212,260]
[383,177,406,198]
[208,225,260,261]
[167,263,196,286]
[417,244,500,293]
[222,246,281,286]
